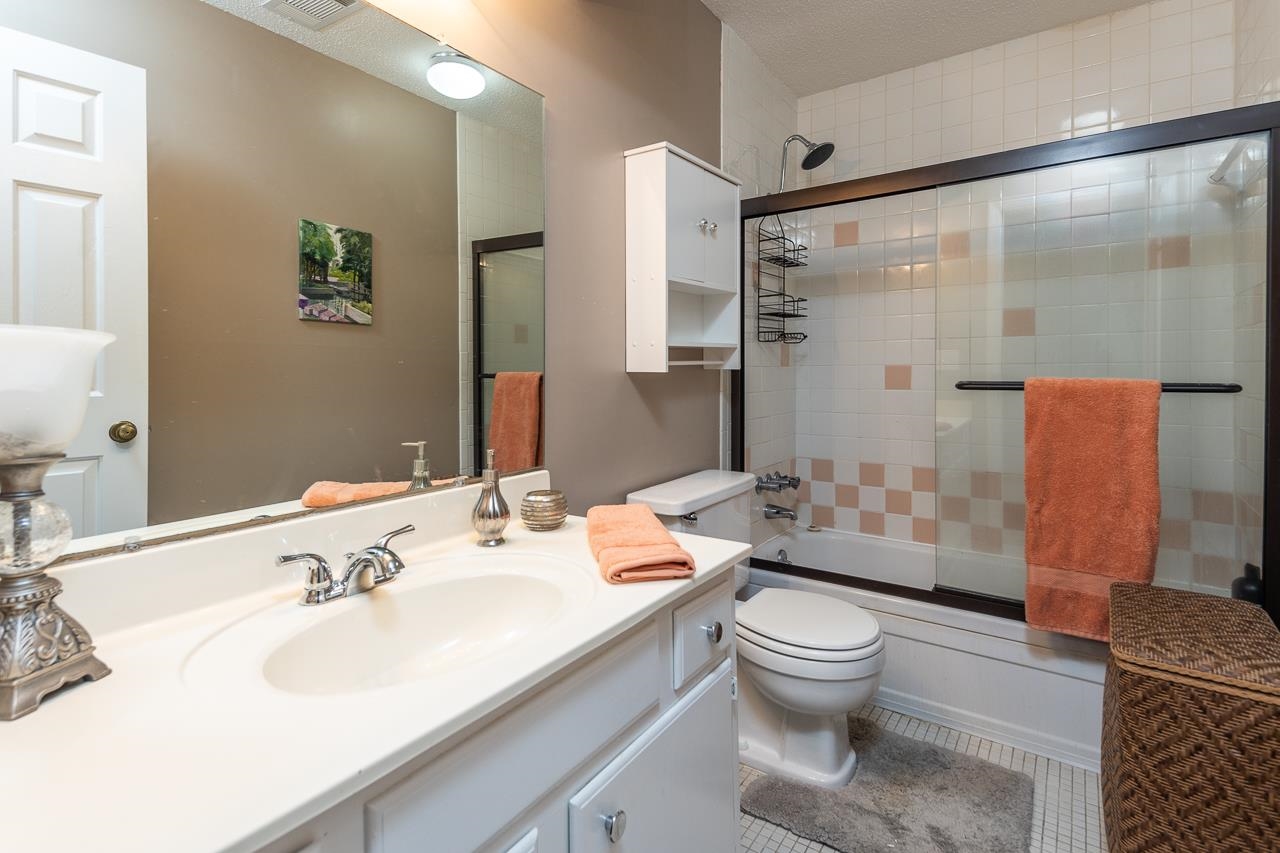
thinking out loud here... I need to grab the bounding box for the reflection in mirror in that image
[0,0,544,558]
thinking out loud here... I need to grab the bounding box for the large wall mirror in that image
[0,0,545,558]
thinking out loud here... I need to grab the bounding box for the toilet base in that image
[737,669,858,789]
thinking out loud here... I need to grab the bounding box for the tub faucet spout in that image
[763,503,798,521]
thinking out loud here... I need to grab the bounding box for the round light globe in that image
[427,60,485,99]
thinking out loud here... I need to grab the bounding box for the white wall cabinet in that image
[625,142,741,372]
[259,579,739,853]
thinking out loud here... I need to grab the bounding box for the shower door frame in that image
[732,101,1280,624]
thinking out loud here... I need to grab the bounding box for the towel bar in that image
[955,381,1242,393]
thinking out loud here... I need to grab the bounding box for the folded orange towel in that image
[489,371,542,472]
[301,478,457,508]
[586,504,696,584]
[1024,377,1161,641]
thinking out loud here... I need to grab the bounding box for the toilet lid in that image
[736,589,881,651]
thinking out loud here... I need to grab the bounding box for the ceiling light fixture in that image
[426,52,485,99]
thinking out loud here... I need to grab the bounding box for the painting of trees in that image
[297,218,374,325]
[298,219,336,284]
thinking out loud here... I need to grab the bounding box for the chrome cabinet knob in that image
[704,621,724,644]
[708,221,719,232]
[697,218,709,230]
[603,809,627,843]
[108,420,138,444]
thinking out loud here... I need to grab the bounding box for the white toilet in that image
[628,470,885,789]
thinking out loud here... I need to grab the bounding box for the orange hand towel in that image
[1024,378,1161,642]
[301,478,457,508]
[489,372,542,473]
[586,504,696,584]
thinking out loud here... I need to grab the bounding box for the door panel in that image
[569,661,737,853]
[701,170,739,292]
[665,153,706,285]
[0,26,149,535]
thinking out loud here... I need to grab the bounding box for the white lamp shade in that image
[0,325,115,461]
[426,60,485,99]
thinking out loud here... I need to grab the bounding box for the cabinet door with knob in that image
[567,661,737,853]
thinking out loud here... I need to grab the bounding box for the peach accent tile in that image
[812,505,835,528]
[912,466,936,492]
[1148,235,1191,269]
[1003,502,1025,531]
[970,471,1002,500]
[1160,518,1191,550]
[834,221,860,246]
[885,489,912,515]
[859,463,885,487]
[780,345,790,368]
[939,231,971,260]
[811,458,835,482]
[836,484,859,507]
[884,364,912,390]
[971,525,1003,554]
[1002,307,1036,337]
[1193,554,1235,589]
[1192,490,1234,524]
[797,480,812,503]
[859,511,885,536]
[941,495,970,522]
[912,518,937,545]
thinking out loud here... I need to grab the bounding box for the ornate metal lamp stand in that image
[0,455,109,720]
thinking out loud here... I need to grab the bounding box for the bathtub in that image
[752,526,936,591]
[745,525,1107,771]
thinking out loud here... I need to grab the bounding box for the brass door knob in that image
[108,421,138,444]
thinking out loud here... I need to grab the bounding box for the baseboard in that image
[872,688,1101,773]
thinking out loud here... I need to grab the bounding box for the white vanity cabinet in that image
[261,578,739,853]
[625,142,741,372]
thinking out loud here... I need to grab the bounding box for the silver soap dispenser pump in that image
[402,441,432,491]
[471,448,510,547]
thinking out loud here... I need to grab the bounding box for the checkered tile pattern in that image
[740,704,1105,853]
[794,456,938,545]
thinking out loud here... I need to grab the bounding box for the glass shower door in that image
[474,240,544,474]
[934,134,1269,601]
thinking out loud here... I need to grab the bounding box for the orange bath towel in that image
[586,504,697,584]
[301,478,456,508]
[489,372,543,473]
[1024,378,1161,641]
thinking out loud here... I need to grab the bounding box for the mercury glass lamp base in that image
[0,456,109,719]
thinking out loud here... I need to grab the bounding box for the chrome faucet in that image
[756,472,801,493]
[763,504,798,521]
[277,524,416,606]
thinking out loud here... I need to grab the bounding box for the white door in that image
[0,26,148,537]
[701,169,739,292]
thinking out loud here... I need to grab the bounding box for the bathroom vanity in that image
[0,471,750,852]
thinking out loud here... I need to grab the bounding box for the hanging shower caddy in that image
[755,215,808,344]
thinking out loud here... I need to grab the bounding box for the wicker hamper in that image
[1101,582,1280,852]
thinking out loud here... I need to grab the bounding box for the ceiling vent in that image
[259,0,364,31]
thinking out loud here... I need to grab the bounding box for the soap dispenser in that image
[472,448,510,546]
[402,441,432,491]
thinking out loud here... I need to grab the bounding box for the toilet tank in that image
[626,470,756,543]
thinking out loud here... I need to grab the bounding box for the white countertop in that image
[0,512,750,852]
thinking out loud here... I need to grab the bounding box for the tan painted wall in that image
[2,0,459,522]
[374,0,725,511]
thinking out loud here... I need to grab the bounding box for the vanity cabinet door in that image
[568,661,737,853]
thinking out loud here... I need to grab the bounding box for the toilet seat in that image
[736,588,881,650]
[737,622,883,662]
[737,631,885,681]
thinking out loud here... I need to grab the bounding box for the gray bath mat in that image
[741,716,1035,853]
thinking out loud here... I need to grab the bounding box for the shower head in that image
[778,134,835,192]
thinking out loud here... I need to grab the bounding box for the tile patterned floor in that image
[738,704,1105,853]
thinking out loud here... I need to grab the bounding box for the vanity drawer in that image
[365,624,660,853]
[671,580,733,690]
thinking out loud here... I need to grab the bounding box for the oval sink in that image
[181,553,596,698]
[263,574,564,695]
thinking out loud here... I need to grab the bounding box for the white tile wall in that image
[1236,0,1280,103]
[794,0,1241,186]
[456,115,543,475]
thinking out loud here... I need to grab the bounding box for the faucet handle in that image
[375,524,416,550]
[277,553,335,605]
